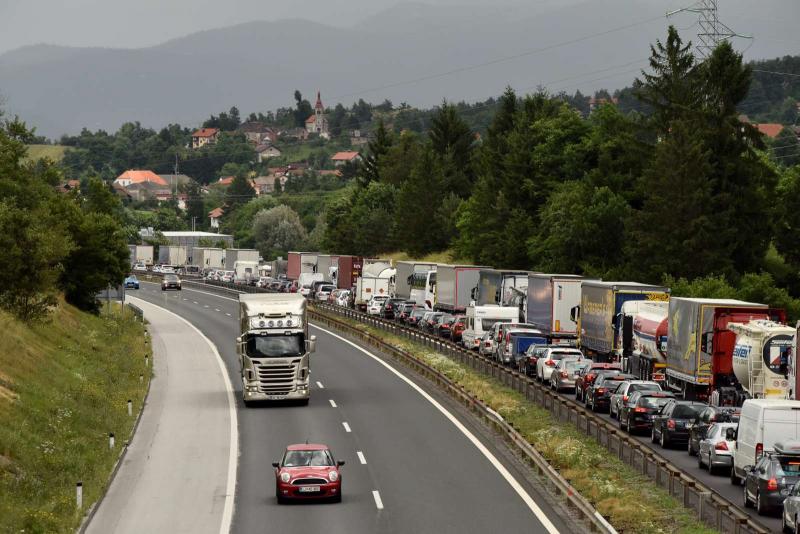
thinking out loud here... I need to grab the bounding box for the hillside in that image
[23,144,67,162]
[0,302,149,532]
[1,0,797,137]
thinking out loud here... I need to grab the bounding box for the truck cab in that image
[238,294,316,406]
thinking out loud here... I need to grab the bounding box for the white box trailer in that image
[395,261,437,300]
[193,247,225,270]
[224,248,259,268]
[316,255,339,283]
[355,263,395,311]
[158,245,187,266]
[435,265,485,313]
[128,245,154,266]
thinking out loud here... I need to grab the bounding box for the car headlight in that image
[329,471,338,482]
[280,472,291,483]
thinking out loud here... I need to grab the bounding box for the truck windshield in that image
[246,334,305,358]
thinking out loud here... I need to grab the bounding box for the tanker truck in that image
[619,300,669,384]
[237,293,316,406]
[730,320,793,400]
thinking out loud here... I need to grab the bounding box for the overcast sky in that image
[3,0,790,55]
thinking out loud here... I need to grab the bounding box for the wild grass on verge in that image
[323,311,716,534]
[0,301,150,533]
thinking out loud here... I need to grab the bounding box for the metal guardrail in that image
[126,303,144,321]
[312,303,772,534]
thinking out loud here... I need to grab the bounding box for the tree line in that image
[0,114,130,320]
[323,27,800,314]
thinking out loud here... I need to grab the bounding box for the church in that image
[305,91,329,139]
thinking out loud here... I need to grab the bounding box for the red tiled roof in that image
[115,170,168,186]
[755,123,784,139]
[192,128,219,138]
[208,207,224,218]
[331,151,360,161]
[218,176,234,186]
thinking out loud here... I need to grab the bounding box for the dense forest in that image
[322,27,800,316]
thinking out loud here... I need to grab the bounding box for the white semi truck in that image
[237,294,316,406]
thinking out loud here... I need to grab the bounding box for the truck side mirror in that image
[236,336,243,344]
[470,287,478,300]
[306,335,317,354]
[570,305,580,322]
[701,332,713,353]
[725,427,737,441]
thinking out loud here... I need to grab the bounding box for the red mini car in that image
[273,444,344,503]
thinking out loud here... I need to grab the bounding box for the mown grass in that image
[321,310,717,534]
[23,144,67,163]
[0,301,150,533]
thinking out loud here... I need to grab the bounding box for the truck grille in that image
[255,363,297,394]
[292,478,327,485]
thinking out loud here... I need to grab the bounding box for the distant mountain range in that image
[0,0,796,137]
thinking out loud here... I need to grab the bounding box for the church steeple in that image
[315,90,324,111]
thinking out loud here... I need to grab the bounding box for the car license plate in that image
[299,486,320,493]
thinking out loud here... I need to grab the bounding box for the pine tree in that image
[428,101,475,188]
[359,119,392,186]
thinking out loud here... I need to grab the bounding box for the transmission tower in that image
[668,0,750,59]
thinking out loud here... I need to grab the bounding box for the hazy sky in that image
[2,0,787,55]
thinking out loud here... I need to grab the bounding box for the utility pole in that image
[173,153,179,195]
[667,0,750,59]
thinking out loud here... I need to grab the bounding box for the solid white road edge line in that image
[311,323,560,534]
[127,297,238,534]
[342,422,351,432]
[357,451,367,464]
[372,490,384,510]
[329,399,337,408]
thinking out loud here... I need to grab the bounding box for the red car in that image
[451,316,466,342]
[273,444,345,503]
[575,363,622,403]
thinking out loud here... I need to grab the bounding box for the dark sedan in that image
[380,298,407,319]
[407,308,426,327]
[161,274,182,291]
[575,363,622,403]
[586,373,635,412]
[435,314,456,338]
[744,442,800,515]
[619,391,676,434]
[651,399,706,448]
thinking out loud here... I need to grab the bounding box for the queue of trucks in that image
[281,251,800,407]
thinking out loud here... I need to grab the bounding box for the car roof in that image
[286,443,329,451]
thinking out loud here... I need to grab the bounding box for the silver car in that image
[783,481,800,534]
[549,358,589,392]
[697,422,737,475]
[479,331,495,357]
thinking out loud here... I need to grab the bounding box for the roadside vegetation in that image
[0,301,150,533]
[320,309,715,534]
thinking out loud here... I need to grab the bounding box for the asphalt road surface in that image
[131,282,575,534]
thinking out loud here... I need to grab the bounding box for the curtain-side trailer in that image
[526,274,586,341]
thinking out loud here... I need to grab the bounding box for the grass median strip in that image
[323,311,715,534]
[0,301,150,533]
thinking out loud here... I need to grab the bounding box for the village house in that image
[255,144,282,163]
[754,123,784,139]
[113,169,167,188]
[191,127,220,149]
[208,207,224,230]
[350,129,371,147]
[251,175,288,196]
[331,151,361,167]
[588,96,619,111]
[239,122,278,145]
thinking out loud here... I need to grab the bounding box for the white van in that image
[731,399,800,484]
[461,305,519,350]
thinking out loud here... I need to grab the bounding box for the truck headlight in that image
[329,471,338,482]
[280,472,290,483]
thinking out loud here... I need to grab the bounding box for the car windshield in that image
[246,334,305,358]
[164,274,178,281]
[564,361,587,373]
[639,396,673,408]
[283,449,334,467]
[773,457,800,477]
[630,383,660,393]
[672,405,702,419]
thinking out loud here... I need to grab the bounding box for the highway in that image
[131,282,576,534]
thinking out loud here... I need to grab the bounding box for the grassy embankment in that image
[317,309,716,534]
[0,301,150,533]
[23,144,67,163]
[381,249,471,264]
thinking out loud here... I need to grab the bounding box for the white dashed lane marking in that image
[225,313,232,317]
[342,422,351,433]
[372,490,384,510]
[329,399,337,408]
[357,451,367,464]
[215,308,221,312]
[316,381,324,389]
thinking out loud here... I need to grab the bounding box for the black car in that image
[380,298,406,319]
[687,405,740,457]
[435,314,456,338]
[421,312,444,333]
[584,370,630,408]
[619,391,676,434]
[651,399,706,448]
[586,374,635,412]
[744,442,800,515]
[161,274,182,291]
[407,308,426,327]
